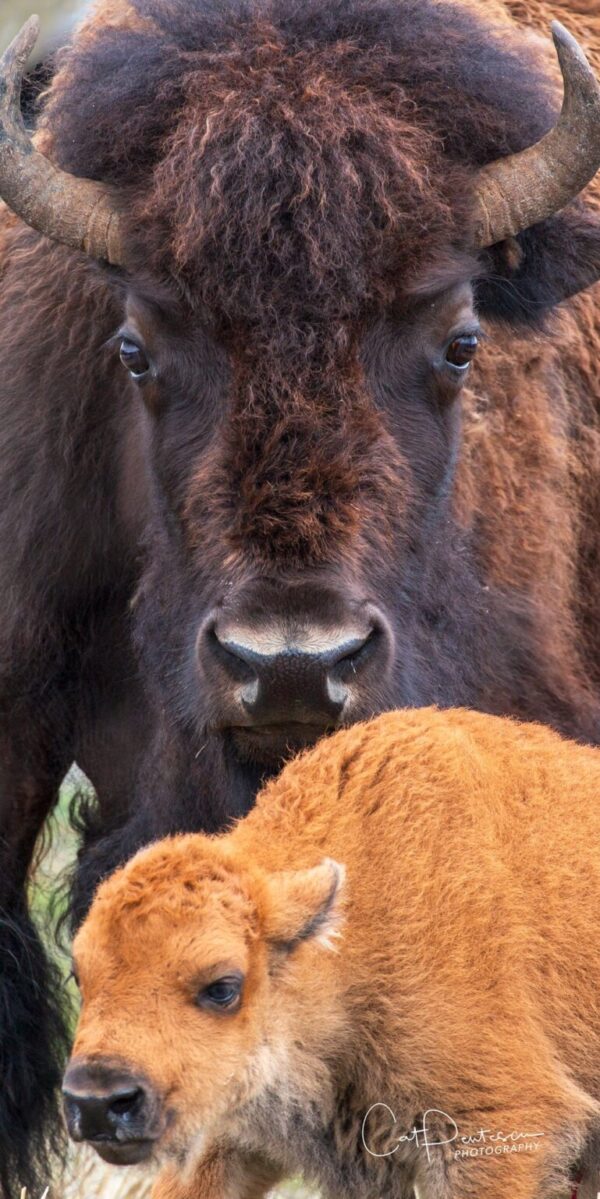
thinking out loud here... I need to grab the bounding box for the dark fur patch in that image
[0,905,72,1199]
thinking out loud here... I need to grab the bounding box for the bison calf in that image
[64,708,600,1199]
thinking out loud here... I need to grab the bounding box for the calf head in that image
[63,836,344,1166]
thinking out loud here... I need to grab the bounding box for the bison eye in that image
[119,337,150,380]
[197,974,243,1013]
[445,333,479,370]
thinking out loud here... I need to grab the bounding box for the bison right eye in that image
[445,332,479,370]
[119,337,150,380]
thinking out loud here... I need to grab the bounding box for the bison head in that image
[2,0,600,780]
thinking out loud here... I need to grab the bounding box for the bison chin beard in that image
[227,721,339,769]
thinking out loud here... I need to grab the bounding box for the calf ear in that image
[263,858,345,952]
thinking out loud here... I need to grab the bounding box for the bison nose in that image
[206,623,378,725]
[63,1084,144,1142]
[62,1062,153,1152]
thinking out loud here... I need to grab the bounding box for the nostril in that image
[108,1086,144,1120]
[329,626,379,672]
[62,1084,147,1144]
[204,625,259,685]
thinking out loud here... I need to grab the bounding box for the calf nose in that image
[63,1085,143,1142]
[63,1064,149,1144]
[207,624,377,724]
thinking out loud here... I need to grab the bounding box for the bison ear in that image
[263,858,345,952]
[476,205,600,326]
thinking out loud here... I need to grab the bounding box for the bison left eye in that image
[119,337,150,380]
[197,974,243,1013]
[445,333,479,370]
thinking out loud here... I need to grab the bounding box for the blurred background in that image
[1,0,88,54]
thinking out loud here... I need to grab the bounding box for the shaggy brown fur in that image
[68,707,600,1199]
[2,0,600,1193]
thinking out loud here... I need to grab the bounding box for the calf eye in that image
[119,337,150,380]
[197,975,243,1013]
[445,333,479,370]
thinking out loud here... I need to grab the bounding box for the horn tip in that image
[14,14,40,54]
[550,17,600,108]
[22,13,41,44]
[4,14,41,64]
[551,19,588,66]
[551,18,569,39]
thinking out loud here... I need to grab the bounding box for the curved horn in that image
[0,16,124,265]
[472,21,600,249]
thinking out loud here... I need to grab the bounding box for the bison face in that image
[4,0,600,791]
[117,276,479,771]
[4,0,595,796]
[64,837,344,1167]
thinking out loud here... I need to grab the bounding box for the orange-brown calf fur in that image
[71,708,600,1199]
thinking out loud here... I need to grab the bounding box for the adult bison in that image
[2,0,600,1193]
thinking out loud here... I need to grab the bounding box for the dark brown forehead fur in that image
[44,0,557,341]
[41,0,558,562]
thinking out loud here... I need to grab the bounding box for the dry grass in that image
[59,1146,315,1199]
[62,1149,156,1199]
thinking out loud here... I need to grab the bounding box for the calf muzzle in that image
[62,1058,159,1165]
